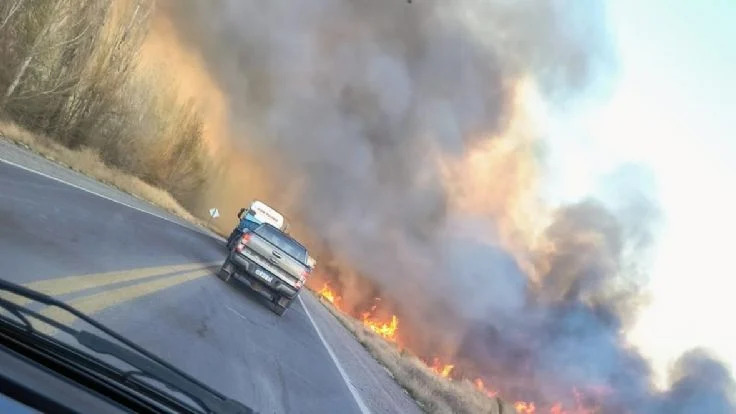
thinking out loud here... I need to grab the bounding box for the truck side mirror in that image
[237,208,245,219]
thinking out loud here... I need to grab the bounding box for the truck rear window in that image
[255,224,308,264]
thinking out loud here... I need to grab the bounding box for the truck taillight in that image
[235,233,252,252]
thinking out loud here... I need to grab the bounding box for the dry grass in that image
[315,297,518,414]
[0,120,219,232]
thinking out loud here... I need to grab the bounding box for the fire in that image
[429,357,455,378]
[313,284,597,414]
[316,284,399,342]
[362,314,399,342]
[514,401,537,414]
[473,378,556,414]
[313,283,602,414]
[474,378,498,398]
[356,299,400,342]
[317,283,339,305]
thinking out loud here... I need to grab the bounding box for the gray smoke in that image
[455,199,735,412]
[160,0,735,411]
[658,349,736,414]
[162,0,612,322]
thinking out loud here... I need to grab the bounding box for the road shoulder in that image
[299,292,423,414]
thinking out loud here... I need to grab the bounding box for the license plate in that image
[254,268,273,283]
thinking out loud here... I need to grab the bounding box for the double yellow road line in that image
[2,261,220,335]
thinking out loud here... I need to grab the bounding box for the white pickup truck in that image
[219,202,315,315]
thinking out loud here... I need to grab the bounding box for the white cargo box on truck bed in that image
[248,200,285,230]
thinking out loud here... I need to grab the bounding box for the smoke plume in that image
[156,0,735,411]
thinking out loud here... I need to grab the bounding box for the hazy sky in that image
[545,0,736,385]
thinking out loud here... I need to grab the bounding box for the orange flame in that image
[362,314,399,342]
[318,283,339,305]
[550,403,564,414]
[313,284,599,414]
[514,401,537,414]
[473,378,498,398]
[316,284,399,342]
[429,357,455,378]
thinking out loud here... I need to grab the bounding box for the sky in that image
[545,0,736,386]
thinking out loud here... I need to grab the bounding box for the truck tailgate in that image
[244,234,307,283]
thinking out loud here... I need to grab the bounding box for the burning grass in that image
[316,285,517,414]
[315,283,606,414]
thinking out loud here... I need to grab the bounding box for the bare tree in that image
[58,0,153,146]
[2,0,66,104]
[0,0,214,208]
[0,0,25,32]
[0,0,104,116]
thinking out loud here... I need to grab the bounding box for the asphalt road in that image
[0,140,421,414]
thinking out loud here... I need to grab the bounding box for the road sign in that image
[209,208,220,219]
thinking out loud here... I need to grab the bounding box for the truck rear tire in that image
[272,304,287,316]
[218,259,233,282]
[271,296,292,316]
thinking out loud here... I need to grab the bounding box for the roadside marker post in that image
[207,207,220,227]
